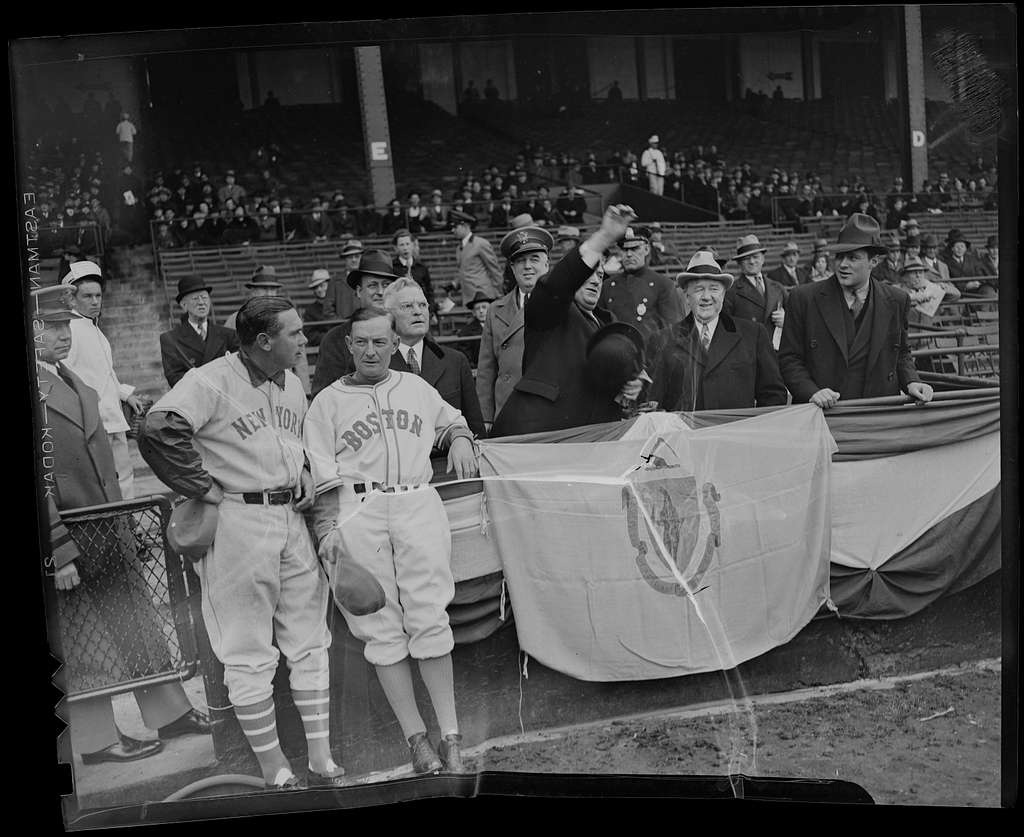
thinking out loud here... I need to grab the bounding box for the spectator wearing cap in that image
[646,251,787,411]
[599,224,683,339]
[392,229,433,309]
[647,222,681,268]
[778,213,932,409]
[451,208,503,307]
[224,265,285,330]
[310,250,400,396]
[640,135,667,196]
[767,241,811,288]
[217,170,246,206]
[723,234,788,335]
[476,226,554,430]
[115,112,137,163]
[34,285,211,769]
[303,269,337,348]
[899,256,960,329]
[61,261,145,499]
[554,225,581,256]
[304,200,334,242]
[490,205,646,437]
[456,291,493,367]
[920,234,951,283]
[869,234,904,286]
[328,239,363,319]
[159,274,240,387]
[383,277,486,439]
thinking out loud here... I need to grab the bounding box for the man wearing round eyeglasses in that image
[385,278,485,439]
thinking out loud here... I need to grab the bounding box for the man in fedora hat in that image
[327,239,363,319]
[491,205,647,436]
[647,251,787,412]
[920,234,951,283]
[61,260,145,499]
[554,225,581,256]
[456,290,494,367]
[723,234,788,336]
[766,241,811,288]
[898,255,960,327]
[477,226,555,431]
[778,213,933,409]
[451,208,503,307]
[942,229,983,280]
[302,268,336,348]
[967,235,999,298]
[311,250,400,396]
[647,221,681,268]
[159,274,240,387]
[869,233,905,286]
[640,134,667,195]
[34,285,210,768]
[599,224,683,340]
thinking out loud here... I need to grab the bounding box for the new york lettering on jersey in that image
[230,404,303,441]
[339,408,424,453]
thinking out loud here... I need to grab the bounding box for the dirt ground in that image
[467,663,1002,807]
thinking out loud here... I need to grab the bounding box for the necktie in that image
[407,347,420,375]
[700,323,711,352]
[198,322,207,341]
[754,276,765,297]
[849,293,863,318]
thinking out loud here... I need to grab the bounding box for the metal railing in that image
[36,221,105,259]
[53,495,199,702]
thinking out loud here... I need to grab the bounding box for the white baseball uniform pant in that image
[197,496,331,706]
[331,487,455,666]
[648,172,665,196]
[109,431,135,499]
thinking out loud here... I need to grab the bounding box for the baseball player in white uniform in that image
[304,305,479,775]
[141,296,342,790]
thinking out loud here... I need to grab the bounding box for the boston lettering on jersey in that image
[340,408,423,453]
[230,404,301,440]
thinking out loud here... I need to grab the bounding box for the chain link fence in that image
[54,496,198,703]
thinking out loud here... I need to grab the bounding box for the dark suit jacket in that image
[392,340,486,439]
[392,258,433,306]
[491,248,618,437]
[723,274,788,330]
[311,320,355,397]
[778,275,920,403]
[647,314,788,411]
[159,318,239,388]
[767,264,811,288]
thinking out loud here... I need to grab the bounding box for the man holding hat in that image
[723,234,788,336]
[778,213,933,409]
[328,239,363,320]
[302,268,336,348]
[34,285,210,768]
[311,250,400,396]
[62,260,145,499]
[647,251,787,412]
[477,226,555,430]
[159,274,240,388]
[451,208,503,307]
[640,135,667,196]
[599,224,683,340]
[767,241,811,288]
[491,205,646,437]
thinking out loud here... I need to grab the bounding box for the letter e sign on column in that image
[371,141,389,161]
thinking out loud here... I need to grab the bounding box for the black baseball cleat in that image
[81,735,164,765]
[408,732,442,774]
[438,733,468,774]
[158,708,213,740]
[307,765,347,788]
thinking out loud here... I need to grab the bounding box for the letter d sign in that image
[912,130,925,148]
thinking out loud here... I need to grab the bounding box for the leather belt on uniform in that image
[353,482,423,495]
[239,489,294,505]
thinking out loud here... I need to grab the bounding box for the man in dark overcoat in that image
[647,251,788,412]
[778,213,934,409]
[159,274,239,387]
[723,233,788,335]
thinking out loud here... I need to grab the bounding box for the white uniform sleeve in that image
[148,365,220,432]
[302,394,345,493]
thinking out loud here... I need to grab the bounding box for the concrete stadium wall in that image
[235,48,344,108]
[16,57,143,122]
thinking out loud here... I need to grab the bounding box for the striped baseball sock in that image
[233,697,290,783]
[293,689,339,775]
